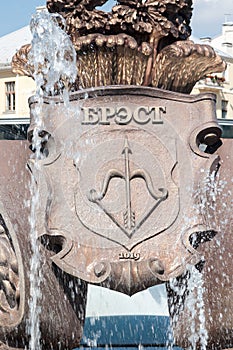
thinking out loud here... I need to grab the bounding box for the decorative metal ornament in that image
[0,212,24,329]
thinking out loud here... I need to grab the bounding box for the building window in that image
[222,100,228,119]
[5,82,15,112]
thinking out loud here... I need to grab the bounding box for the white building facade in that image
[193,22,233,137]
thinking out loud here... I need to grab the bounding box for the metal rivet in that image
[149,258,165,275]
[94,262,107,277]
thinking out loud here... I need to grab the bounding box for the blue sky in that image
[0,0,232,39]
[192,0,233,38]
[0,0,46,37]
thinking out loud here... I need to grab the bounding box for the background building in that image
[192,22,233,137]
[0,26,35,139]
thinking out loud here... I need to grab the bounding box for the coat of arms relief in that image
[27,86,221,295]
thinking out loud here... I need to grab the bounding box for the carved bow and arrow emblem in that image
[88,138,168,237]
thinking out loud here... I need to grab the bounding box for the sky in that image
[0,0,232,39]
[192,0,233,38]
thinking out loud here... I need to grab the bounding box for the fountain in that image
[0,0,232,349]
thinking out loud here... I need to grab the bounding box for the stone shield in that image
[28,86,221,295]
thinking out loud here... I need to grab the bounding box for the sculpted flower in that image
[108,0,192,40]
[47,0,110,35]
[47,0,192,40]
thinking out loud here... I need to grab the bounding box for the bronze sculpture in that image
[13,0,225,92]
[0,0,231,349]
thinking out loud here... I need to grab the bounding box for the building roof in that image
[0,26,31,65]
[191,35,233,59]
[214,47,233,59]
